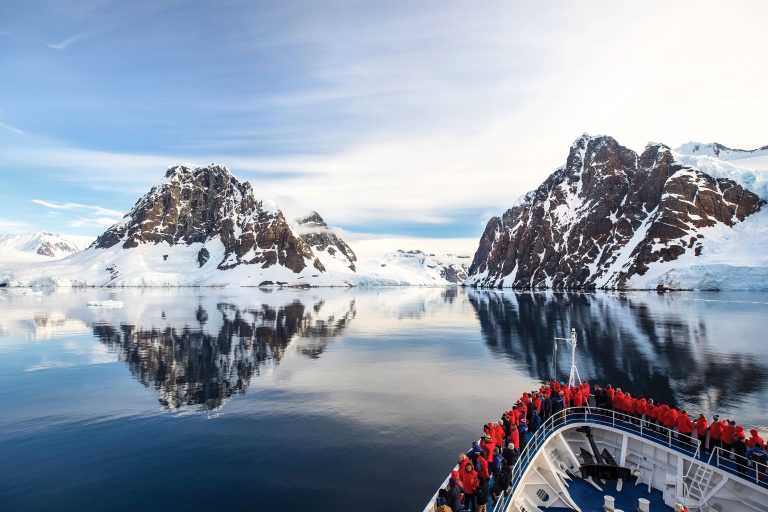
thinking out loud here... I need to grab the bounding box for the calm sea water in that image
[1,287,767,511]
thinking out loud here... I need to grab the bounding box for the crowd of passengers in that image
[435,381,768,512]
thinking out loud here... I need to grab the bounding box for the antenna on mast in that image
[553,328,582,388]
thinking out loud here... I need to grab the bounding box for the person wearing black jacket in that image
[490,460,512,502]
[530,409,542,433]
[502,443,518,466]
[734,434,749,476]
[448,478,462,512]
[552,392,565,426]
[476,477,489,512]
[542,393,552,421]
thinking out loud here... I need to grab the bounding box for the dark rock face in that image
[197,247,210,268]
[439,262,468,283]
[93,165,322,273]
[387,249,469,283]
[36,239,79,257]
[295,211,357,271]
[467,135,765,289]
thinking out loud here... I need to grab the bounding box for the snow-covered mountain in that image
[0,232,92,262]
[0,166,464,288]
[354,250,470,286]
[0,165,353,287]
[293,211,358,273]
[466,134,768,290]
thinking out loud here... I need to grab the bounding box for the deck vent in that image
[536,489,550,502]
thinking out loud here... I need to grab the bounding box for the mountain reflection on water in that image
[469,290,768,413]
[1,287,767,512]
[91,299,356,410]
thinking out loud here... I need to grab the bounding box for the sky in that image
[1,0,767,258]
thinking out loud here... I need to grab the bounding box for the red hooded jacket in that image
[748,429,765,449]
[677,413,693,434]
[458,462,479,493]
[721,423,734,445]
[694,417,708,435]
[710,420,722,440]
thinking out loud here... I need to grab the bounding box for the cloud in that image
[46,27,103,50]
[0,217,33,233]
[32,199,124,229]
[32,199,124,218]
[2,1,767,242]
[0,120,24,135]
[68,216,122,228]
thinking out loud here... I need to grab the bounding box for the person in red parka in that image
[635,397,647,420]
[677,410,694,448]
[694,414,709,451]
[475,451,490,480]
[722,420,735,456]
[666,408,679,430]
[481,435,495,464]
[493,422,505,448]
[458,460,479,509]
[645,399,656,428]
[748,429,765,449]
[533,394,542,414]
[710,416,723,450]
[572,387,584,408]
[509,425,520,451]
[613,389,625,412]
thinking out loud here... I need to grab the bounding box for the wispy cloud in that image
[0,120,24,135]
[46,27,102,50]
[32,199,124,229]
[0,217,33,233]
[32,199,124,218]
[68,217,122,228]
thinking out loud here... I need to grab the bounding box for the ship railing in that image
[707,445,768,488]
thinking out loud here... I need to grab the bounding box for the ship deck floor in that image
[541,476,672,512]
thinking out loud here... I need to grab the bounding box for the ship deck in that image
[542,476,672,512]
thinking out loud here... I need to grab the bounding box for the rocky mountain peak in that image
[295,211,328,228]
[92,165,322,275]
[467,134,765,290]
[295,211,357,272]
[675,141,768,158]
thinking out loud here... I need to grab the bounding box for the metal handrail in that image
[703,445,768,488]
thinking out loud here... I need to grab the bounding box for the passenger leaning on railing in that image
[695,414,708,451]
[749,429,765,450]
[677,410,694,447]
[710,416,723,450]
[748,443,768,482]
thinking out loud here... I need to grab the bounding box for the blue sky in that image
[1,0,767,255]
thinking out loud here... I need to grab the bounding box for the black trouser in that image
[735,454,748,475]
[462,491,475,511]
